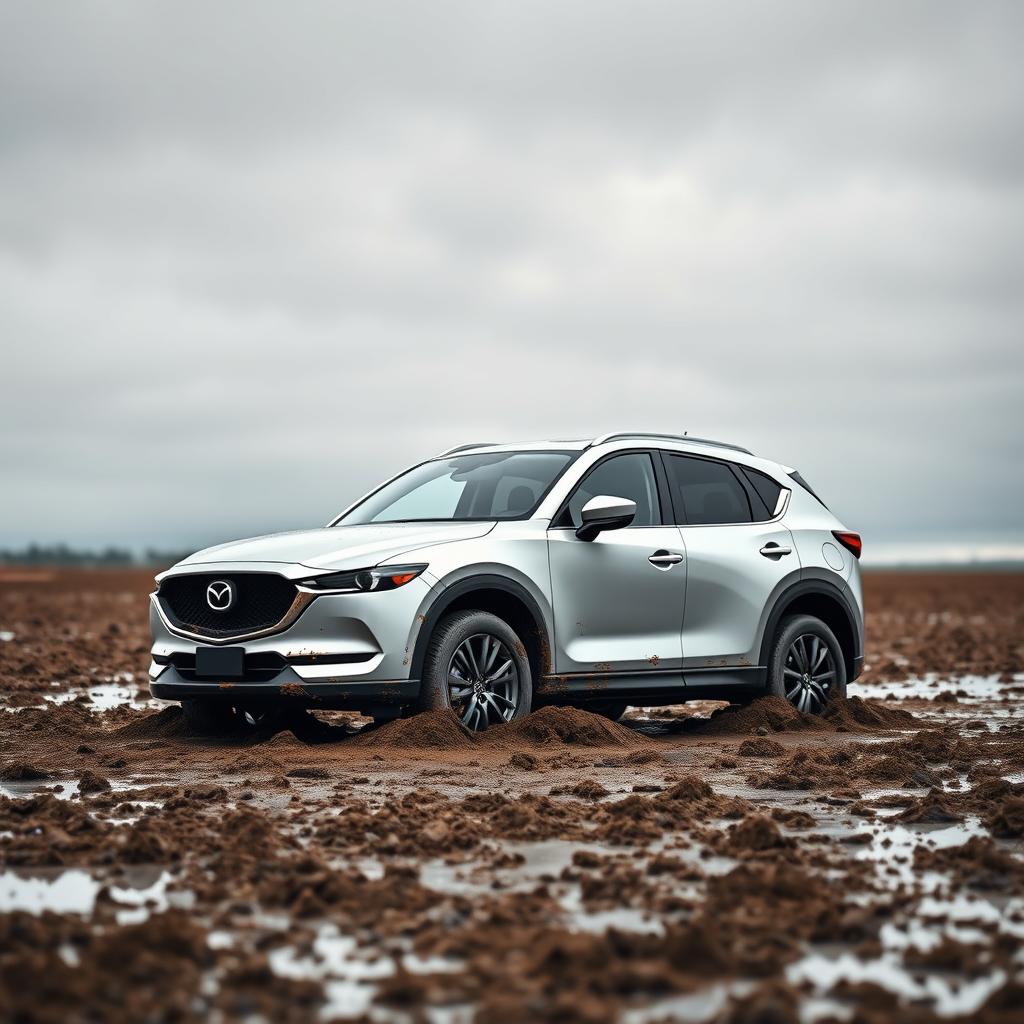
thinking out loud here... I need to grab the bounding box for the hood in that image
[175,522,496,573]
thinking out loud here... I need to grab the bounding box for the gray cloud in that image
[1,2,1022,555]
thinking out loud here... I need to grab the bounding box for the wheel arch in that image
[758,577,863,683]
[410,574,552,686]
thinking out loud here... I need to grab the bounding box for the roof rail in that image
[436,442,497,457]
[589,432,753,455]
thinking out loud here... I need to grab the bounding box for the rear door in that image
[547,451,686,673]
[662,453,796,669]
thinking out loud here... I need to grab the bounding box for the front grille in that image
[158,572,298,639]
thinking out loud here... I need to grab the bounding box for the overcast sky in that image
[1,2,1022,559]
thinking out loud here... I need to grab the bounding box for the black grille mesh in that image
[158,573,297,638]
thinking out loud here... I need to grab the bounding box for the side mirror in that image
[576,495,637,542]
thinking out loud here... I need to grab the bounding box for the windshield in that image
[336,451,575,525]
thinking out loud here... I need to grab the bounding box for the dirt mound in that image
[110,706,190,741]
[679,695,917,737]
[7,701,96,741]
[820,696,918,731]
[679,697,828,736]
[738,737,786,757]
[482,706,647,749]
[896,789,964,824]
[353,710,476,750]
[78,769,111,794]
[987,796,1024,838]
[0,761,52,781]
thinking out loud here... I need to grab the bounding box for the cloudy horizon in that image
[2,2,1022,560]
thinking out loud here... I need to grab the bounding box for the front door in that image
[547,451,686,673]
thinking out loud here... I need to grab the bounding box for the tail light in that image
[832,531,862,559]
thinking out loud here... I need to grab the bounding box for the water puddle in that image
[0,865,189,923]
[0,777,156,802]
[43,682,158,711]
[788,947,1005,1017]
[621,981,751,1023]
[853,674,1018,707]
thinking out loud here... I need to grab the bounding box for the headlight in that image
[299,564,427,593]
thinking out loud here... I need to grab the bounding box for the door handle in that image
[648,550,684,568]
[759,543,792,558]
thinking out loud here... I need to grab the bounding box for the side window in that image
[739,467,784,520]
[666,455,752,525]
[563,453,660,529]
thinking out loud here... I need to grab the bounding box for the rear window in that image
[789,470,828,510]
[739,467,784,519]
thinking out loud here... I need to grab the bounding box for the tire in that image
[417,610,533,731]
[767,613,847,715]
[585,700,629,722]
[181,699,239,736]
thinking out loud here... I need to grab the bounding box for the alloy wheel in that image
[447,632,520,730]
[783,633,836,714]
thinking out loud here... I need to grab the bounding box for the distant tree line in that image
[0,544,193,568]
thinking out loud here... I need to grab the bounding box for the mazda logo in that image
[206,580,235,612]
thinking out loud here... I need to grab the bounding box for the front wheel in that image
[767,614,847,715]
[417,610,533,731]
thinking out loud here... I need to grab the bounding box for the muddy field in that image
[1,568,1023,1022]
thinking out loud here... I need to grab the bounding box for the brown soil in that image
[0,567,1022,1022]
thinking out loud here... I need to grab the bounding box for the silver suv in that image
[149,432,864,732]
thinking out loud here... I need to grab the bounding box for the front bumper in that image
[149,572,433,710]
[150,666,419,709]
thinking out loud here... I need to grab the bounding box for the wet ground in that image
[1,568,1023,1022]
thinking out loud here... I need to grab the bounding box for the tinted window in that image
[740,467,783,520]
[666,455,752,525]
[563,453,660,528]
[789,470,829,509]
[339,451,573,524]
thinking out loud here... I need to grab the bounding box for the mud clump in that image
[110,706,190,741]
[506,751,539,770]
[681,695,918,738]
[820,696,918,731]
[554,779,609,800]
[0,761,52,781]
[915,836,1024,892]
[987,796,1024,838]
[284,766,330,779]
[738,737,786,758]
[896,789,963,824]
[354,710,476,750]
[660,776,714,802]
[483,706,648,749]
[723,814,792,853]
[679,696,828,736]
[78,769,111,794]
[756,748,849,791]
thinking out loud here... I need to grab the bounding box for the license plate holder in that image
[195,647,245,679]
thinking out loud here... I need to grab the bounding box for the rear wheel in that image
[417,610,533,730]
[767,614,847,714]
